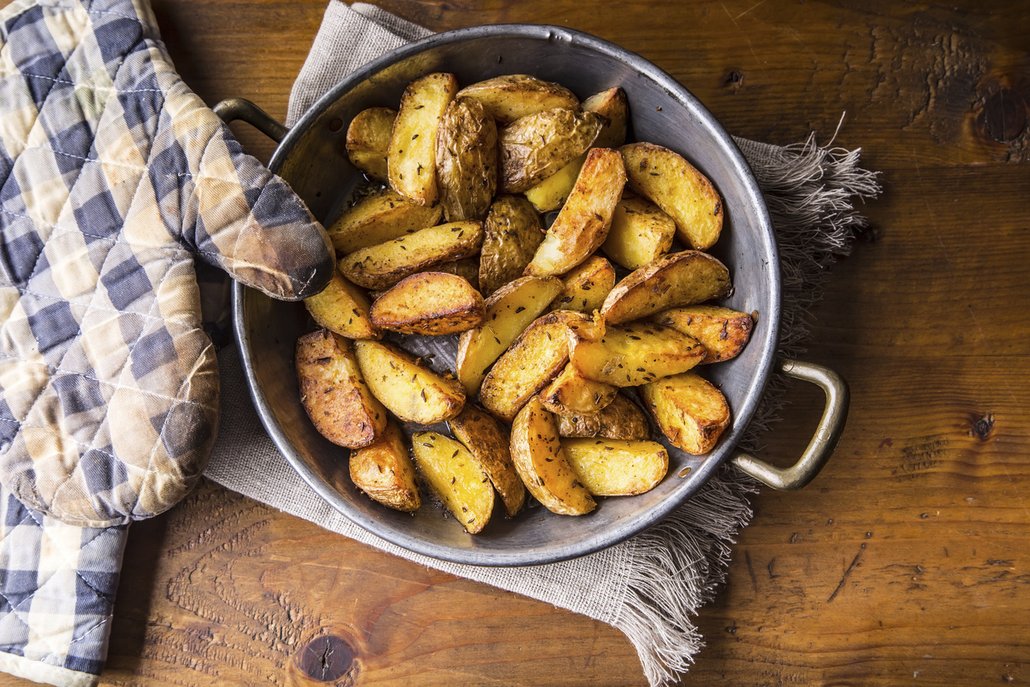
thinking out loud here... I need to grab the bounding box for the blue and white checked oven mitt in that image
[0,0,334,683]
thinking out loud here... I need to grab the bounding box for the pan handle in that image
[213,98,288,143]
[730,359,849,490]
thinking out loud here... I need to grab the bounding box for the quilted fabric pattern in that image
[0,0,335,527]
[0,484,124,680]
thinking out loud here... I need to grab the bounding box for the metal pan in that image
[219,24,849,566]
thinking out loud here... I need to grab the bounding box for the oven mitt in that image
[0,0,334,682]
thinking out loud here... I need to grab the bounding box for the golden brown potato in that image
[411,431,494,533]
[510,398,596,516]
[456,74,579,125]
[354,340,465,424]
[345,107,395,181]
[601,195,676,270]
[551,255,615,314]
[539,362,617,415]
[479,195,545,295]
[435,97,498,221]
[296,330,386,448]
[500,108,604,193]
[556,394,651,440]
[582,87,629,148]
[303,270,377,340]
[525,148,626,276]
[326,189,442,255]
[522,87,629,213]
[370,272,484,335]
[640,372,731,455]
[653,306,755,364]
[448,405,526,517]
[621,142,723,250]
[600,250,731,325]
[388,72,458,206]
[562,438,668,496]
[569,322,706,387]
[479,311,579,422]
[435,257,480,291]
[349,420,420,512]
[455,276,563,395]
[339,220,483,290]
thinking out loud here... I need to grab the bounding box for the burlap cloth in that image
[204,3,880,684]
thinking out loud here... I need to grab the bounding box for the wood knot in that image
[296,635,356,683]
[970,413,995,441]
[723,69,744,92]
[979,88,1026,142]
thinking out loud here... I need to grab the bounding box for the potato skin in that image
[509,398,596,516]
[370,272,484,335]
[455,276,563,395]
[500,108,604,193]
[556,393,651,440]
[345,107,396,181]
[600,250,731,325]
[621,142,723,250]
[388,72,458,206]
[562,438,668,496]
[435,97,498,221]
[448,405,527,517]
[327,189,442,255]
[412,431,494,533]
[456,74,578,125]
[640,372,731,455]
[296,330,386,448]
[524,148,626,277]
[435,257,481,291]
[354,340,465,424]
[349,420,421,512]
[339,220,483,290]
[479,195,545,295]
[582,87,629,148]
[304,270,378,340]
[551,255,615,314]
[601,195,676,270]
[653,306,755,364]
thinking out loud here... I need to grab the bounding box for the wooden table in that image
[5,1,1029,685]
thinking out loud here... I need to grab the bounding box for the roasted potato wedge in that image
[370,272,484,335]
[641,372,731,455]
[525,148,626,276]
[601,195,676,270]
[562,438,668,496]
[388,72,458,206]
[479,195,545,295]
[354,340,465,424]
[435,257,480,290]
[304,270,377,340]
[412,431,494,534]
[456,74,578,125]
[500,108,604,193]
[327,189,442,255]
[340,220,483,290]
[510,398,596,515]
[479,311,582,422]
[569,322,705,387]
[345,107,395,181]
[653,306,755,364]
[349,420,420,512]
[582,87,629,148]
[621,142,723,250]
[296,330,386,448]
[435,97,498,221]
[600,250,731,325]
[523,87,629,212]
[455,276,563,394]
[539,362,617,415]
[556,393,651,440]
[551,255,615,314]
[448,405,527,517]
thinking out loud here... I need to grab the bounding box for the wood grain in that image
[2,0,1028,685]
